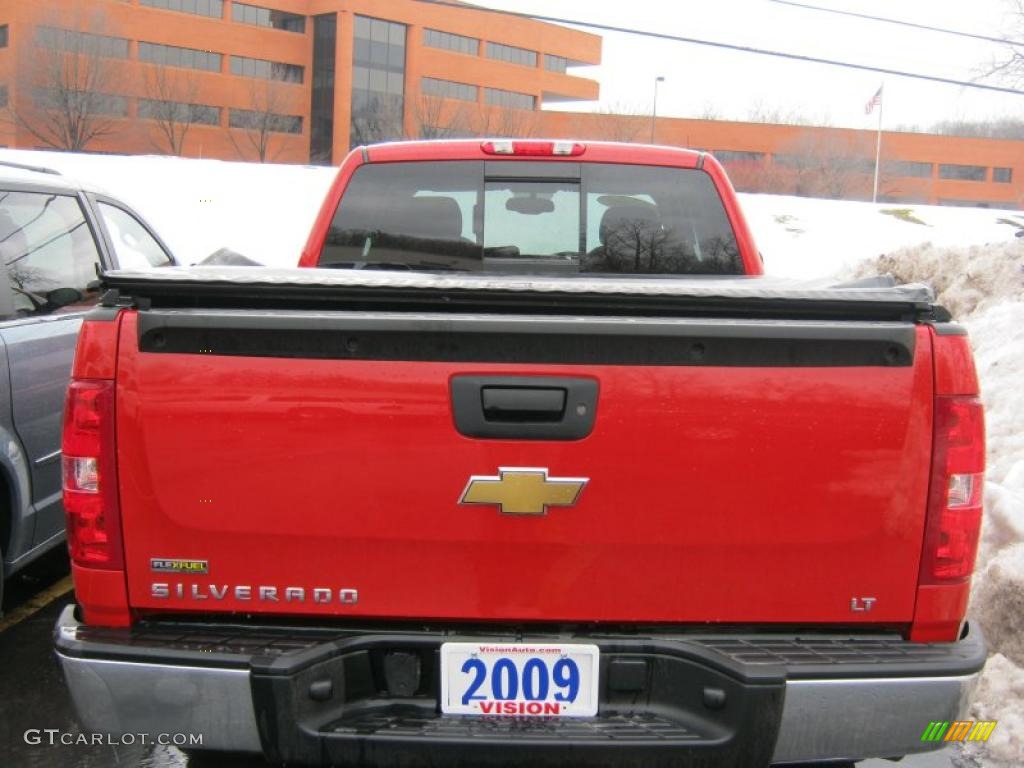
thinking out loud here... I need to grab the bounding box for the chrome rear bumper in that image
[772,674,979,763]
[55,605,985,765]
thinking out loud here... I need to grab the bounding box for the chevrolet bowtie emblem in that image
[459,467,588,516]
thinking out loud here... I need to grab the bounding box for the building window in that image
[33,88,127,116]
[543,54,567,73]
[0,25,8,48]
[423,28,478,55]
[310,13,336,164]
[139,41,221,72]
[772,154,804,168]
[939,163,986,182]
[0,85,7,108]
[229,108,302,134]
[232,3,305,33]
[230,55,303,84]
[350,15,406,148]
[485,41,537,67]
[484,87,535,110]
[890,161,933,178]
[140,0,224,18]
[993,167,1013,183]
[35,26,129,59]
[138,98,221,126]
[939,199,993,209]
[713,150,765,163]
[421,77,477,103]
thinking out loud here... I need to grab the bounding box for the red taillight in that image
[919,396,985,584]
[62,379,123,570]
[480,140,586,156]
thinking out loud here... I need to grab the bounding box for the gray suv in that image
[0,160,175,606]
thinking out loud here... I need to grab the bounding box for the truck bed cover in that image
[101,266,944,322]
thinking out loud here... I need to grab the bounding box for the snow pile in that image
[855,241,1024,767]
[853,241,1024,318]
[962,300,1024,768]
[967,653,1024,765]
[968,304,1024,560]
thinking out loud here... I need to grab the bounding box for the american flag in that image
[865,86,883,115]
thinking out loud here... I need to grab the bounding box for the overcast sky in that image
[474,0,1022,130]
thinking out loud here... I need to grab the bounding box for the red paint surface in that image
[72,563,130,627]
[112,313,936,625]
[910,583,972,642]
[933,333,980,396]
[72,318,121,380]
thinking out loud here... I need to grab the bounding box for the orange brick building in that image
[1,0,1022,209]
[541,112,1024,209]
[0,0,600,163]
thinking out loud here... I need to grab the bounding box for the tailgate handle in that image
[482,387,566,423]
[451,376,598,441]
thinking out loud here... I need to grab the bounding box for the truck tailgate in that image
[114,303,934,625]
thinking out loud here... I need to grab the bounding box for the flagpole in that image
[872,84,884,204]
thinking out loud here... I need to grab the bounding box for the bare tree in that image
[718,155,781,194]
[349,93,404,147]
[408,93,473,139]
[473,105,538,138]
[980,0,1024,86]
[877,155,932,201]
[6,7,123,151]
[744,99,825,127]
[571,104,648,142]
[927,117,1024,140]
[229,80,297,162]
[773,131,874,199]
[698,101,723,121]
[141,65,201,155]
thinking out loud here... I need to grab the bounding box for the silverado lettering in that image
[150,584,359,604]
[54,140,987,768]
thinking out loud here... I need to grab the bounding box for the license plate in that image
[440,642,600,717]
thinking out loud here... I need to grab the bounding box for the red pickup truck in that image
[55,141,986,767]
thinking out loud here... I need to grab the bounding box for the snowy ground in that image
[744,194,1024,279]
[2,149,1021,766]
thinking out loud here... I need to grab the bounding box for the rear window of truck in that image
[321,161,742,275]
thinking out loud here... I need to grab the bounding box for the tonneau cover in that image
[103,266,934,304]
[101,268,947,324]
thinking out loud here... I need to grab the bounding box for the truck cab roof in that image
[359,139,706,167]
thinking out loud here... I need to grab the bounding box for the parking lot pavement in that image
[0,559,962,768]
[0,589,259,768]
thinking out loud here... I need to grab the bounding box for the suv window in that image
[98,202,172,268]
[0,191,102,316]
[322,161,742,274]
